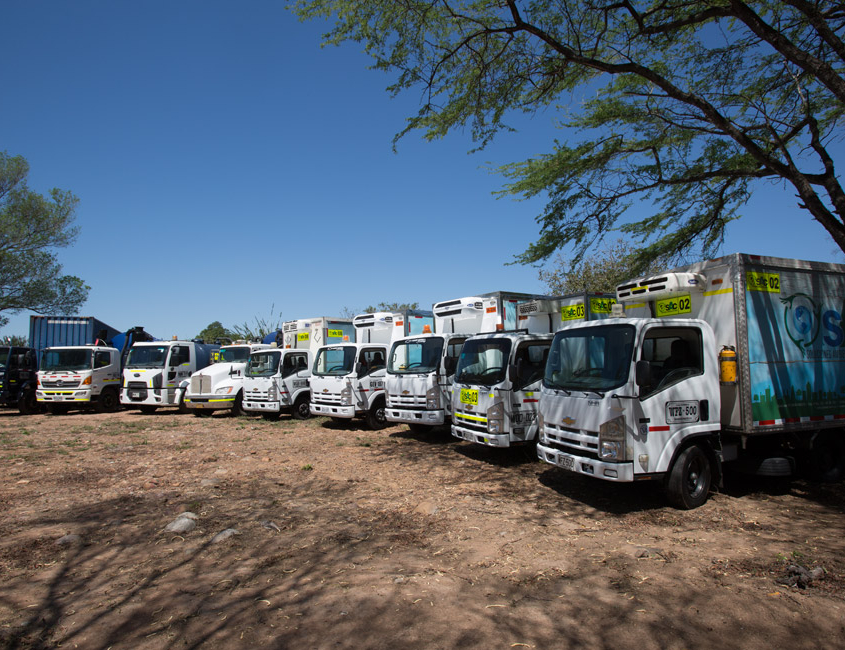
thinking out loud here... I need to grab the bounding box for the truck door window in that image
[169,346,190,366]
[511,342,550,391]
[359,349,385,376]
[94,351,111,369]
[640,328,704,398]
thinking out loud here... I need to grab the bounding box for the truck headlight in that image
[488,401,504,434]
[598,415,627,461]
[426,386,440,410]
[215,386,233,395]
[268,384,277,400]
[340,386,353,406]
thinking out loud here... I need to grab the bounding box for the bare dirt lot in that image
[0,409,843,650]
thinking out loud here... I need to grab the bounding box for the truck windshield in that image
[40,349,92,372]
[544,324,635,392]
[219,347,251,363]
[126,346,169,368]
[388,337,444,374]
[246,351,281,377]
[313,346,357,376]
[454,338,512,387]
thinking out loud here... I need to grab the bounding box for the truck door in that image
[509,340,551,440]
[635,325,719,474]
[357,347,386,409]
[282,351,310,403]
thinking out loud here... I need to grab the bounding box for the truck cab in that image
[308,311,408,429]
[36,344,122,413]
[451,293,616,448]
[385,293,536,432]
[0,346,40,414]
[185,342,269,416]
[121,340,219,413]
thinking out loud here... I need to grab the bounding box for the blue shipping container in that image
[29,316,121,353]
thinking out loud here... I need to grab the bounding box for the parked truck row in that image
[12,253,845,508]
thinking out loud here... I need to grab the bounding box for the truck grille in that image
[543,423,600,460]
[191,375,211,394]
[41,380,81,389]
[246,389,271,400]
[387,393,426,408]
[313,394,342,406]
[126,382,148,401]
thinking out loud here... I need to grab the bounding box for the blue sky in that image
[2,1,842,342]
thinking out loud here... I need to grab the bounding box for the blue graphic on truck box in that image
[745,269,845,425]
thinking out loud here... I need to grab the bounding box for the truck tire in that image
[231,392,245,417]
[665,444,712,509]
[18,389,40,415]
[808,433,845,483]
[366,398,387,431]
[292,394,311,420]
[95,388,120,413]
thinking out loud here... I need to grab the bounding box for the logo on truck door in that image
[666,401,700,423]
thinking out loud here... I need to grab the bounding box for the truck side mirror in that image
[444,357,457,375]
[635,360,652,387]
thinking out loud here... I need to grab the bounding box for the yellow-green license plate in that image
[459,389,478,405]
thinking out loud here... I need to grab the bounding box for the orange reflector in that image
[486,307,496,313]
[496,323,504,330]
[343,335,349,341]
[395,320,403,326]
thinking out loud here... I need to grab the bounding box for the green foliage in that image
[295,1,845,267]
[540,239,672,294]
[196,321,235,343]
[0,152,88,326]
[1,335,28,347]
[364,301,420,313]
[231,304,283,342]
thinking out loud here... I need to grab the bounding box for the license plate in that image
[129,391,141,399]
[559,455,575,470]
[459,389,478,405]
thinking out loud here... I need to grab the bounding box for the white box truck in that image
[121,339,220,413]
[241,317,354,420]
[385,292,544,432]
[309,311,431,429]
[184,342,270,416]
[536,253,845,508]
[451,293,616,448]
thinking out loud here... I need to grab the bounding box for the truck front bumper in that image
[37,389,93,403]
[185,395,235,411]
[243,399,281,413]
[451,423,512,448]
[537,443,635,481]
[310,402,355,418]
[121,387,179,406]
[385,407,445,426]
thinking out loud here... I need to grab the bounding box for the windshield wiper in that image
[582,389,605,398]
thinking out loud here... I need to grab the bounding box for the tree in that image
[196,321,235,343]
[364,302,420,313]
[231,305,284,342]
[295,1,845,271]
[0,152,88,326]
[2,334,27,347]
[539,239,672,294]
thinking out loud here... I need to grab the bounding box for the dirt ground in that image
[0,409,843,650]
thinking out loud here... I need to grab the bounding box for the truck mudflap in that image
[243,400,281,413]
[386,407,445,426]
[537,442,635,481]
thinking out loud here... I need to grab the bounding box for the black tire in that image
[47,404,71,416]
[18,389,40,415]
[366,398,387,430]
[140,405,157,414]
[292,394,311,420]
[807,434,845,483]
[262,411,282,421]
[95,388,120,413]
[231,392,245,417]
[408,423,433,434]
[665,444,712,509]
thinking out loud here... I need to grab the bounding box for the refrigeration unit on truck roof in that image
[353,310,433,344]
[281,317,355,350]
[516,293,619,334]
[433,291,547,334]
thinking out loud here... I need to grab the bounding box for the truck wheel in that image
[366,398,387,431]
[231,392,245,417]
[292,394,311,420]
[18,390,40,415]
[665,444,712,509]
[808,434,845,483]
[140,405,157,414]
[95,388,120,413]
